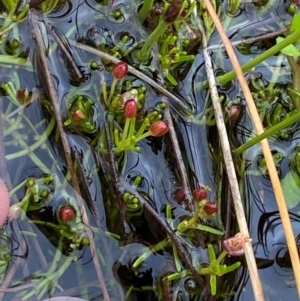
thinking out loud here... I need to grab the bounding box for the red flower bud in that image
[113,61,128,79]
[149,120,169,137]
[124,99,137,119]
[58,206,76,223]
[72,109,85,121]
[203,201,218,215]
[193,187,207,202]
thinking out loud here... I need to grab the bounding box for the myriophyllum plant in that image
[1,0,29,30]
[177,187,219,232]
[114,99,169,153]
[64,95,96,134]
[136,0,196,62]
[132,188,223,269]
[165,233,251,295]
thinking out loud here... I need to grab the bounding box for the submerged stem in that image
[138,0,154,24]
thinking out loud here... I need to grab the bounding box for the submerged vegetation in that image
[0,0,300,300]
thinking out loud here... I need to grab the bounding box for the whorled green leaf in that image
[277,37,300,56]
[189,224,224,236]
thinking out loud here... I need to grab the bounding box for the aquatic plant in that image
[1,1,300,300]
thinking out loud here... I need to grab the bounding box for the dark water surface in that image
[0,0,299,300]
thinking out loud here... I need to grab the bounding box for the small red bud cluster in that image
[193,187,207,202]
[192,186,218,216]
[203,201,218,215]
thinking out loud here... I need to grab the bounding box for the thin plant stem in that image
[104,116,126,232]
[4,117,52,174]
[128,117,136,137]
[32,15,111,301]
[134,131,151,142]
[0,239,26,299]
[5,116,55,160]
[207,28,288,51]
[138,20,169,61]
[108,78,118,104]
[135,118,149,137]
[121,117,130,144]
[0,55,32,69]
[287,55,300,110]
[164,105,194,212]
[122,179,205,289]
[215,27,300,85]
[138,0,154,23]
[3,113,23,136]
[203,0,300,298]
[0,96,8,181]
[49,25,83,81]
[234,109,300,154]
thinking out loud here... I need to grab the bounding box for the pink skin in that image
[0,179,10,226]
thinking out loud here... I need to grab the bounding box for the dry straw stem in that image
[203,0,300,298]
[193,3,265,300]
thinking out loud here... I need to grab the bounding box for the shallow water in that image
[0,0,299,300]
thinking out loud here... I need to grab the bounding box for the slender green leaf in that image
[190,224,224,236]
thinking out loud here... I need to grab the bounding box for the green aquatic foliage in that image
[1,0,29,30]
[164,244,241,296]
[64,95,96,134]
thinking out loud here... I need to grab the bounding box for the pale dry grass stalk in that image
[202,0,300,299]
[191,1,265,300]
